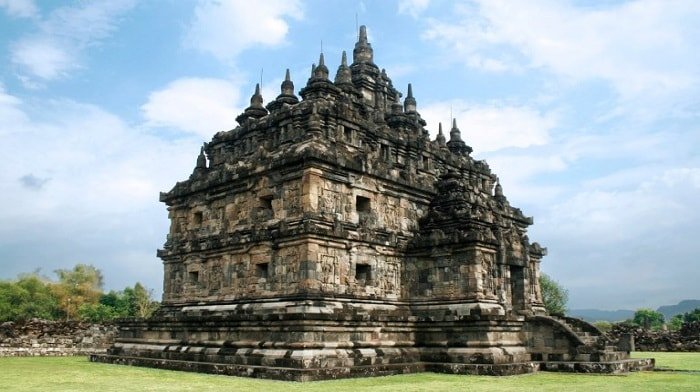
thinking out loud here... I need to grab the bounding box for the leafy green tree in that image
[98,291,129,316]
[77,303,120,322]
[669,314,684,331]
[131,282,159,318]
[51,264,104,320]
[593,321,613,333]
[0,274,60,322]
[76,283,159,322]
[539,273,568,315]
[632,308,665,330]
[682,308,700,323]
[0,265,160,322]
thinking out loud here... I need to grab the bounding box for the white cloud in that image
[141,78,244,138]
[536,167,700,308]
[423,0,700,101]
[0,88,201,296]
[543,169,699,245]
[10,1,136,83]
[185,0,303,61]
[398,0,430,18]
[420,100,556,152]
[0,0,37,18]
[0,85,29,132]
[11,38,74,80]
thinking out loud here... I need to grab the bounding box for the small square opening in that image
[380,144,390,160]
[256,263,269,279]
[189,271,199,284]
[193,211,203,225]
[355,264,371,282]
[418,269,430,284]
[356,196,371,213]
[344,127,353,142]
[260,196,273,210]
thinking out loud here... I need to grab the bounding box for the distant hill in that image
[569,299,700,323]
[657,299,700,320]
[568,308,634,322]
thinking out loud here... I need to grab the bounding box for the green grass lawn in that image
[0,352,697,392]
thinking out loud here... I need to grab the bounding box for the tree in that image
[632,308,665,330]
[668,308,700,331]
[0,265,160,322]
[77,303,120,322]
[539,273,568,315]
[669,314,684,331]
[76,283,159,322]
[131,283,159,318]
[0,274,60,322]
[51,264,104,320]
[682,308,700,323]
[593,321,613,333]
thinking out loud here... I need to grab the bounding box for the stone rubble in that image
[0,319,116,357]
[608,322,700,352]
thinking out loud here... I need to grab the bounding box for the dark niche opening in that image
[355,263,371,283]
[189,271,199,284]
[260,196,273,210]
[258,195,274,220]
[356,195,371,213]
[344,127,353,142]
[193,211,203,225]
[256,262,269,279]
[380,144,390,160]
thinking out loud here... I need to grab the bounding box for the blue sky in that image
[1,0,698,310]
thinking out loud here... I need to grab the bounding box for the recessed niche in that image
[193,211,203,225]
[260,196,273,211]
[344,127,353,142]
[256,263,269,279]
[355,263,371,282]
[380,144,390,160]
[356,196,371,213]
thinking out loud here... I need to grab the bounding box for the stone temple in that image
[93,27,653,380]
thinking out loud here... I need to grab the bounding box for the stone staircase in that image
[550,315,627,362]
[535,315,654,373]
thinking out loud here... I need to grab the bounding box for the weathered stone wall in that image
[0,319,116,356]
[608,322,700,352]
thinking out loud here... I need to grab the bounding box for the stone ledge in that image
[90,354,656,381]
[539,358,655,374]
[90,354,423,382]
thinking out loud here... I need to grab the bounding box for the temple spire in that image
[359,24,368,44]
[450,118,461,142]
[268,68,299,109]
[494,180,507,203]
[313,52,329,80]
[353,25,374,63]
[436,122,446,146]
[404,83,417,112]
[446,118,473,155]
[190,145,208,178]
[301,52,339,99]
[252,84,263,106]
[281,69,294,96]
[335,50,352,86]
[196,146,207,169]
[391,92,403,114]
[237,83,268,122]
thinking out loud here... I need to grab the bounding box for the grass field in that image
[0,352,698,391]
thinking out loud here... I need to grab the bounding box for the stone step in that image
[541,358,654,374]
